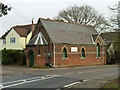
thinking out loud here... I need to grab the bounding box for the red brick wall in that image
[25,20,106,67]
[25,20,54,67]
[25,45,48,66]
[54,44,106,67]
[25,44,106,67]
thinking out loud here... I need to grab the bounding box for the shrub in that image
[2,49,26,65]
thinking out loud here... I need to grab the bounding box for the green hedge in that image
[2,50,26,65]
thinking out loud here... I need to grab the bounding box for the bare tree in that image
[109,2,120,30]
[54,5,110,33]
[0,3,11,17]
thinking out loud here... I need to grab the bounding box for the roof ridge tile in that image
[39,17,93,27]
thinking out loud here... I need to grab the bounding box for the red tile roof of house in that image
[13,24,33,37]
[0,24,36,39]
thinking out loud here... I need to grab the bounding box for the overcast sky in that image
[0,0,119,37]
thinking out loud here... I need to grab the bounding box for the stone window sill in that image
[38,55,41,56]
[96,57,100,59]
[62,58,68,60]
[81,57,85,59]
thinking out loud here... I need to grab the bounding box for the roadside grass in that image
[24,65,51,68]
[101,77,119,89]
[32,65,51,68]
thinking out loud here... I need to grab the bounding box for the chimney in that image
[32,19,34,33]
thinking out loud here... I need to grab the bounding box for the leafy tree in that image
[54,5,110,33]
[0,3,11,17]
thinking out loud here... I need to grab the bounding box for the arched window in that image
[63,47,67,59]
[81,48,85,58]
[38,50,40,55]
[97,43,100,58]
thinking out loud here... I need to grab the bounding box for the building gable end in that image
[95,35,102,46]
[7,28,20,37]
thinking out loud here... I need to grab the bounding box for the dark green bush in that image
[2,50,26,65]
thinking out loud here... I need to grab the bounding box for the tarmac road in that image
[1,65,118,89]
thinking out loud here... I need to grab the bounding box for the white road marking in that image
[83,79,88,82]
[2,75,61,88]
[0,84,5,89]
[64,82,81,88]
[2,80,25,85]
[41,77,45,79]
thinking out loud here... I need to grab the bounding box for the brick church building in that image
[25,18,106,67]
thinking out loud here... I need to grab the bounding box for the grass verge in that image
[101,77,119,89]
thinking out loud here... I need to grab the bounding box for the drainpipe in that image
[102,45,104,65]
[46,44,48,64]
[53,43,55,67]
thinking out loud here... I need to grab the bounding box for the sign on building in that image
[71,47,78,52]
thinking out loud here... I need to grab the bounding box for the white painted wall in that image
[5,28,22,50]
[0,39,3,50]
[1,29,32,50]
[26,31,32,44]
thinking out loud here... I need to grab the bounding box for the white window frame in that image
[10,38,16,43]
[3,39,6,44]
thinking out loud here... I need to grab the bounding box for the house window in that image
[63,47,67,59]
[81,48,85,58]
[3,39,6,44]
[97,43,100,58]
[10,38,15,43]
[38,50,40,55]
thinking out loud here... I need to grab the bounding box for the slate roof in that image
[0,24,36,39]
[92,34,97,42]
[92,34,106,45]
[100,32,120,45]
[27,18,103,46]
[40,18,97,44]
[13,25,34,37]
